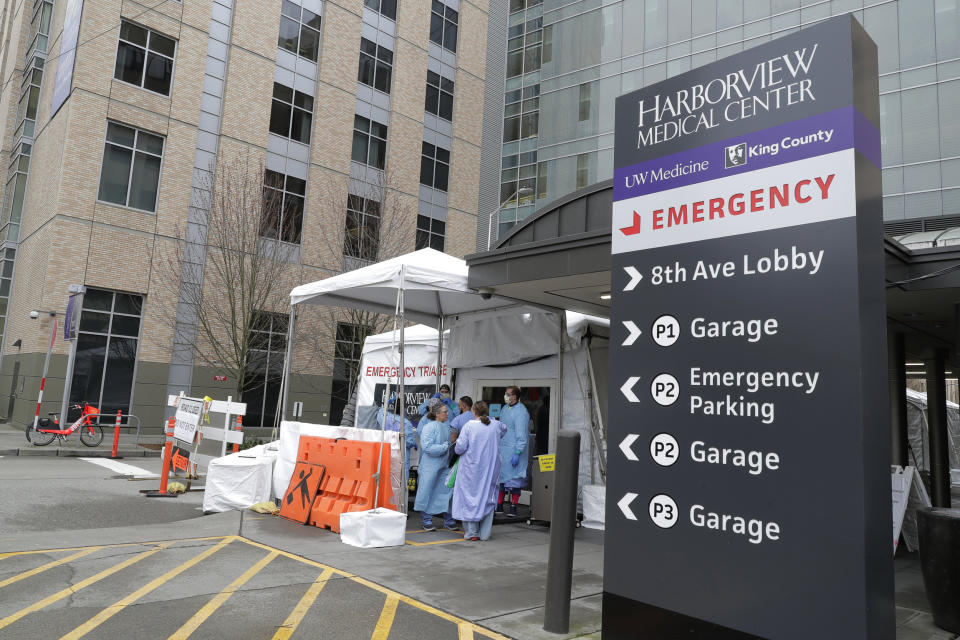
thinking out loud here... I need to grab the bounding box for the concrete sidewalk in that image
[0,420,161,457]
[0,504,953,639]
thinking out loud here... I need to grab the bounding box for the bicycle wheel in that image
[27,424,56,446]
[80,425,104,447]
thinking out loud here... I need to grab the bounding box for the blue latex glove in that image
[511,453,520,467]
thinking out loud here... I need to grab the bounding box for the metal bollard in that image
[110,410,122,458]
[145,417,178,498]
[233,415,243,453]
[543,429,581,634]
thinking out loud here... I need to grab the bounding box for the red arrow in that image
[620,211,642,236]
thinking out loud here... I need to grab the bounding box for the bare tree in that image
[304,174,417,420]
[151,150,303,405]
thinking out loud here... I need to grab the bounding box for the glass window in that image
[244,312,287,428]
[416,214,445,251]
[261,169,305,244]
[69,288,144,421]
[430,0,458,53]
[277,2,322,62]
[343,194,381,261]
[352,115,388,169]
[576,153,589,189]
[579,83,591,121]
[364,0,396,20]
[425,70,454,121]
[358,38,393,94]
[114,21,175,95]
[269,82,313,144]
[97,122,165,212]
[420,142,450,191]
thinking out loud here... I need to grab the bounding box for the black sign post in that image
[605,16,893,639]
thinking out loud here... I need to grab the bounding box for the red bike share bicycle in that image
[25,402,103,447]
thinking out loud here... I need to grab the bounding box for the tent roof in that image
[289,248,518,324]
[362,324,447,353]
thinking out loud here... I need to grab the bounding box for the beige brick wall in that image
[317,3,362,94]
[220,46,273,148]
[391,38,428,122]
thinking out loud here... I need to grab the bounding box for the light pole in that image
[486,186,534,250]
[30,310,57,430]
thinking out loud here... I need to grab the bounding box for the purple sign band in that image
[613,106,880,202]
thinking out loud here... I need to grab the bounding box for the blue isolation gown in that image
[413,418,453,514]
[498,401,530,488]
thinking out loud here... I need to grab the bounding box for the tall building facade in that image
[0,0,488,433]
[479,0,960,248]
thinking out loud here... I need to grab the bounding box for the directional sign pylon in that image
[618,492,638,520]
[623,266,643,291]
[622,321,642,346]
[619,434,639,461]
[620,376,641,403]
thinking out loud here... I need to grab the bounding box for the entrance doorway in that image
[473,378,557,457]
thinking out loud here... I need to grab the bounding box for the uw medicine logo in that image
[725,143,747,169]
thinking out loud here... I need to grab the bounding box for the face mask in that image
[440,392,450,399]
[504,394,511,404]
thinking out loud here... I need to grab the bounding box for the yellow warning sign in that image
[538,455,556,472]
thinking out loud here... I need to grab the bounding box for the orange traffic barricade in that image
[295,436,394,533]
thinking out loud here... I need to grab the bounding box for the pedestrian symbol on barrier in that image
[279,460,325,524]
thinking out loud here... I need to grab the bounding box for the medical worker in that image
[418,384,459,419]
[452,401,506,541]
[413,399,458,531]
[497,386,529,517]
[377,399,416,482]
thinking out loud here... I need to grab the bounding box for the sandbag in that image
[340,508,406,548]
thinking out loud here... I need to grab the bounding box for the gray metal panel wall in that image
[475,0,508,252]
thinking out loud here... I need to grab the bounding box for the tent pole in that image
[557,312,564,451]
[280,305,297,424]
[399,268,408,513]
[436,314,444,394]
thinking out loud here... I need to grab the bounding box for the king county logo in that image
[725,142,747,169]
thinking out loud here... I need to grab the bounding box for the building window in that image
[416,214,445,251]
[97,122,164,212]
[509,0,542,11]
[358,38,393,94]
[262,170,305,244]
[579,83,591,121]
[420,142,450,192]
[352,115,388,169]
[429,0,458,53]
[343,194,381,261]
[576,153,590,189]
[269,82,313,144]
[503,85,539,142]
[331,322,367,425]
[69,288,143,421]
[506,17,542,79]
[114,21,175,96]
[364,0,396,20]
[500,149,537,208]
[245,312,287,429]
[278,0,321,62]
[425,71,454,121]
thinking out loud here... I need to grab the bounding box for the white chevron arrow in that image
[620,376,641,403]
[618,493,638,520]
[619,434,639,461]
[623,266,643,291]
[622,321,642,346]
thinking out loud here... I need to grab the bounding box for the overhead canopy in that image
[289,248,518,324]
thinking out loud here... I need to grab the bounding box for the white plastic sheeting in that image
[274,421,403,510]
[446,307,559,368]
[906,388,960,485]
[581,484,606,530]
[202,444,278,513]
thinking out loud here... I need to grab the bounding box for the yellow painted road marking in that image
[59,537,235,640]
[167,550,278,640]
[0,543,170,632]
[0,547,101,590]
[371,595,399,640]
[458,622,475,640]
[271,568,335,640]
[406,538,465,547]
[0,537,228,561]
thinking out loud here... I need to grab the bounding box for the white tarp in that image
[202,443,278,513]
[906,387,960,485]
[355,324,450,431]
[289,248,514,324]
[274,421,403,510]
